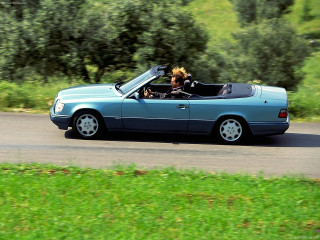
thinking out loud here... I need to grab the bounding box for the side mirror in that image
[133,92,140,100]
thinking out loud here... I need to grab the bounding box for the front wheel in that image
[72,111,104,139]
[215,118,247,144]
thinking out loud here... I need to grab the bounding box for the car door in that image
[122,97,190,132]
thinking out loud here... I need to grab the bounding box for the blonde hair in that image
[172,67,188,80]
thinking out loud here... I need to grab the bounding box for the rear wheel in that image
[215,117,247,144]
[72,111,104,139]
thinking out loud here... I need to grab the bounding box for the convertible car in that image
[50,65,289,144]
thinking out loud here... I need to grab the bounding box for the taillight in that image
[278,109,288,118]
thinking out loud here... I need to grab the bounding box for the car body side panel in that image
[101,99,123,129]
[188,98,250,133]
[188,119,215,133]
[122,98,190,132]
[70,98,123,129]
[188,95,288,134]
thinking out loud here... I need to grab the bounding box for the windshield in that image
[120,70,154,94]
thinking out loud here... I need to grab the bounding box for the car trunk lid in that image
[259,85,288,101]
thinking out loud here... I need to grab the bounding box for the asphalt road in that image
[0,112,319,177]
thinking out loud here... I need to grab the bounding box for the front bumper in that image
[50,107,71,130]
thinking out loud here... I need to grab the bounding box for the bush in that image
[288,51,320,118]
[0,77,82,112]
[0,71,140,112]
[230,0,294,26]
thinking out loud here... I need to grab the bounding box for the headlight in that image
[55,99,64,113]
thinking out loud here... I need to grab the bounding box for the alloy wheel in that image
[76,114,99,137]
[219,119,243,142]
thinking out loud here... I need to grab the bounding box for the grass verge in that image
[184,0,239,45]
[0,164,319,239]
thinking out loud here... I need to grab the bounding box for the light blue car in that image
[50,65,289,144]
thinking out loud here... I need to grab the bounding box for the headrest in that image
[191,81,198,88]
[186,73,192,81]
[183,79,191,93]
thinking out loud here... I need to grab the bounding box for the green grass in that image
[185,0,320,45]
[184,0,239,45]
[0,164,319,239]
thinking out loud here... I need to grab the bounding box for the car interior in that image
[140,74,232,99]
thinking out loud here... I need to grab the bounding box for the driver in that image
[144,67,188,99]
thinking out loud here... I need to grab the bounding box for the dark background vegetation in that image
[0,0,319,118]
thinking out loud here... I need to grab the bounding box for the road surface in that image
[0,112,319,177]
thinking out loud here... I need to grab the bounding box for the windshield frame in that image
[119,70,154,95]
[118,66,167,97]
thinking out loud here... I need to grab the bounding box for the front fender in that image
[69,100,123,130]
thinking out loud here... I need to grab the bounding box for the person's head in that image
[171,67,188,88]
[171,74,184,88]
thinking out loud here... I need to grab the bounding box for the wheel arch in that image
[69,108,106,129]
[211,114,252,135]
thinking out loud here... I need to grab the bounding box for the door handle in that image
[176,104,189,109]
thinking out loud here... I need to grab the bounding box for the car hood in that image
[58,84,120,100]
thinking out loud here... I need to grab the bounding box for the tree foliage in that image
[0,0,207,83]
[136,3,208,73]
[230,0,294,26]
[221,19,310,89]
[0,0,88,81]
[208,0,311,90]
[0,0,311,90]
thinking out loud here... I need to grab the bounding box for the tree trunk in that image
[95,67,105,83]
[81,63,90,83]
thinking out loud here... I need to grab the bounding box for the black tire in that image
[214,117,247,144]
[72,110,105,139]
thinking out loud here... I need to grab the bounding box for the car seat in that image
[183,74,192,93]
[217,83,232,95]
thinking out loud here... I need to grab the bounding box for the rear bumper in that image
[249,119,289,136]
[50,107,71,130]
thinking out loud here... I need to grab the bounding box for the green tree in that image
[82,1,154,82]
[0,0,208,83]
[189,47,226,83]
[220,19,311,89]
[208,0,311,90]
[230,0,294,26]
[0,0,89,81]
[136,3,208,74]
